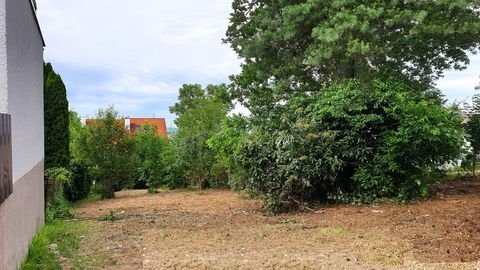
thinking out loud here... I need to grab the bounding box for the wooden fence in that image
[0,114,12,205]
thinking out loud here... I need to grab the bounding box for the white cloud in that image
[37,0,240,76]
[37,0,241,125]
[36,0,480,123]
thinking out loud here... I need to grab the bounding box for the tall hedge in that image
[44,63,70,169]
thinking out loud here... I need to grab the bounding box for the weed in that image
[21,221,90,270]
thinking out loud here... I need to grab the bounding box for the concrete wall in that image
[0,0,44,269]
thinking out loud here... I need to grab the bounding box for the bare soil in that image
[69,179,480,269]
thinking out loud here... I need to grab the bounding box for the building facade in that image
[0,0,45,269]
[86,117,169,138]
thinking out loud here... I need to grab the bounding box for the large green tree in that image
[170,84,230,188]
[135,124,173,192]
[44,63,70,169]
[225,0,480,115]
[82,106,136,198]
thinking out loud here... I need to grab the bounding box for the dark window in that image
[0,114,12,205]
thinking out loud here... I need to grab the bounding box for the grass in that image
[72,193,102,208]
[21,220,91,270]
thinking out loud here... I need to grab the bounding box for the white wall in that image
[0,0,7,113]
[6,0,44,182]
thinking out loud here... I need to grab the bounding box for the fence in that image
[0,114,12,205]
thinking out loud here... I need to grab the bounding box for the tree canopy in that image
[170,84,230,188]
[82,106,137,198]
[225,0,480,114]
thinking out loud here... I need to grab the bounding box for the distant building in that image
[126,118,168,138]
[85,117,168,138]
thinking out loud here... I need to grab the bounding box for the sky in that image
[37,1,480,127]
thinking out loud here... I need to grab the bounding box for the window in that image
[0,114,12,205]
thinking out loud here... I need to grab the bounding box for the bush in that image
[237,80,464,212]
[44,168,73,223]
[64,161,93,202]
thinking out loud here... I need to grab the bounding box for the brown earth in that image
[69,179,480,269]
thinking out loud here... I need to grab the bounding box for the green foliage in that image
[44,168,73,223]
[21,221,89,270]
[465,95,480,176]
[207,115,249,189]
[45,194,74,224]
[225,0,480,116]
[44,63,70,169]
[69,110,89,161]
[82,106,137,198]
[64,161,93,202]
[237,80,464,212]
[171,84,230,188]
[135,124,174,192]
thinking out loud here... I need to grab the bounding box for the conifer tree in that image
[44,63,70,169]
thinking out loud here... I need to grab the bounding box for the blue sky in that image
[37,1,480,127]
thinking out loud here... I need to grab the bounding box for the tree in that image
[64,110,93,202]
[135,124,173,192]
[44,63,70,169]
[207,115,249,189]
[465,115,480,176]
[83,106,136,198]
[69,110,88,161]
[465,79,480,176]
[225,1,480,115]
[170,84,230,188]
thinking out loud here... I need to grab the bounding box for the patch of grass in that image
[73,194,102,208]
[313,227,349,242]
[320,227,349,236]
[21,221,91,270]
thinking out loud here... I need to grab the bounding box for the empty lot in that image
[61,180,480,269]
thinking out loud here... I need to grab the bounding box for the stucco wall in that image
[0,0,44,269]
[0,161,44,270]
[6,0,44,182]
[0,0,7,113]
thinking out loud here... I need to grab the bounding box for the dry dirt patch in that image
[71,182,480,269]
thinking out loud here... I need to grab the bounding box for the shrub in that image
[237,80,464,212]
[64,161,93,202]
[44,168,73,223]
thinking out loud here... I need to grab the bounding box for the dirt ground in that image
[69,179,480,269]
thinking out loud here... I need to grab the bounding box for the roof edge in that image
[27,0,45,47]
